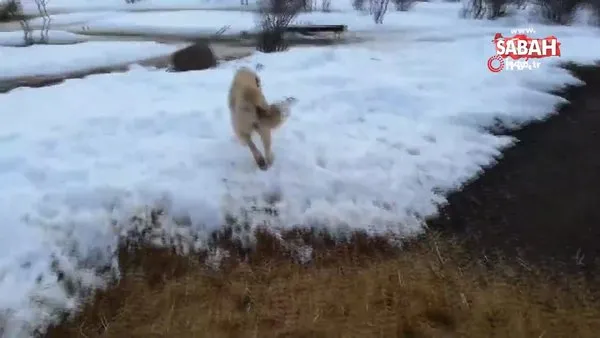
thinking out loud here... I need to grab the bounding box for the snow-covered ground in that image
[0,30,90,46]
[12,1,594,40]
[18,0,261,15]
[25,11,125,27]
[0,41,178,79]
[69,5,477,36]
[15,2,516,37]
[1,1,600,337]
[17,0,357,15]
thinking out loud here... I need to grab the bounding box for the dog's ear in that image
[255,76,261,88]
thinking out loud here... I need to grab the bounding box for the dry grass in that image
[43,228,600,338]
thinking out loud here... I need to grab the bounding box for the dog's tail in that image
[259,96,296,130]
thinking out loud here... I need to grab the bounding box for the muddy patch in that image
[0,43,253,93]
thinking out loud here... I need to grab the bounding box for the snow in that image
[18,0,351,15]
[21,2,581,40]
[0,41,178,80]
[77,10,257,37]
[1,1,600,337]
[26,11,126,27]
[36,3,493,37]
[0,30,89,47]
[19,0,257,15]
[77,9,450,36]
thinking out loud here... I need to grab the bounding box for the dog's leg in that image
[239,132,268,170]
[257,126,274,167]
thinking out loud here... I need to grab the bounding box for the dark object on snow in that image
[284,24,347,34]
[284,24,347,39]
[170,42,217,72]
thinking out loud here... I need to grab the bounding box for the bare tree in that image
[535,0,584,24]
[35,0,51,43]
[306,0,333,11]
[592,0,600,25]
[488,0,510,18]
[255,0,303,52]
[460,0,484,18]
[460,0,510,19]
[18,17,33,45]
[0,0,20,22]
[392,0,416,10]
[302,0,314,11]
[34,0,49,16]
[8,0,35,46]
[514,0,528,9]
[371,0,390,23]
[352,0,367,10]
[6,0,51,46]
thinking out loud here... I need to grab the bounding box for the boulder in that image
[170,42,217,72]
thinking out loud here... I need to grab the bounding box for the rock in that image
[170,42,217,72]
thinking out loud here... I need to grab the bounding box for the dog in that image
[228,67,294,170]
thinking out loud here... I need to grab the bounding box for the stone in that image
[170,42,217,72]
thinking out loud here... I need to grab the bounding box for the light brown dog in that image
[228,67,293,170]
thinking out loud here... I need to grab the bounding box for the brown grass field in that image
[42,227,600,338]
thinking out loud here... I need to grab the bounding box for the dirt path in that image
[428,63,600,274]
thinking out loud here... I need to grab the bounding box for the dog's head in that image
[234,67,261,88]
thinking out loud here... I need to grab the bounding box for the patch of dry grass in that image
[43,228,600,338]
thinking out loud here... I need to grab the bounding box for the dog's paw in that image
[266,153,275,166]
[256,156,268,171]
